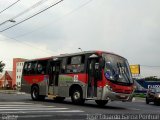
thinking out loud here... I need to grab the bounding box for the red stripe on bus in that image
[23,75,48,84]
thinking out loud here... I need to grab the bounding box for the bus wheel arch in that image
[69,84,85,104]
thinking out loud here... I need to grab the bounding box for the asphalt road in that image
[0,93,160,120]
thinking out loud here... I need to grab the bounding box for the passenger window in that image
[27,62,37,74]
[37,60,48,74]
[23,61,37,75]
[23,62,28,75]
[71,56,81,64]
[60,58,66,74]
[66,55,85,73]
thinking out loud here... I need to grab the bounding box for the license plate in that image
[120,95,126,98]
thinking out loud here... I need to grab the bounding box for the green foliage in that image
[144,76,160,81]
[0,61,5,73]
[135,76,160,81]
[133,93,146,98]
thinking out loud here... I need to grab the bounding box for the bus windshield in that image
[102,53,133,85]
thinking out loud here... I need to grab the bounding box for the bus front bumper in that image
[101,85,134,102]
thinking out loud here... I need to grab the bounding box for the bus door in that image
[87,54,99,98]
[48,61,60,95]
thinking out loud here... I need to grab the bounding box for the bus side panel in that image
[58,74,87,98]
[39,76,49,96]
[97,87,103,100]
[21,75,49,96]
[57,85,87,98]
[58,86,69,97]
[21,77,31,94]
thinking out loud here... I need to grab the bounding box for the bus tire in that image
[146,98,149,104]
[154,99,159,105]
[71,89,85,105]
[31,86,41,101]
[95,100,108,106]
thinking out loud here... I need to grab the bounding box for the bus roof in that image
[25,56,52,62]
[25,50,125,62]
[53,50,125,59]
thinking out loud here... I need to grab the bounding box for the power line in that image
[0,0,50,27]
[141,65,160,68]
[0,33,54,55]
[8,0,94,39]
[0,0,92,55]
[0,0,21,14]
[0,0,64,32]
[11,0,50,20]
[0,19,16,27]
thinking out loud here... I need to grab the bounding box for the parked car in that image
[146,87,160,105]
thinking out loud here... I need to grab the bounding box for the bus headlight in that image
[158,94,160,98]
[106,85,113,91]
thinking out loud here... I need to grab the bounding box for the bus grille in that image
[114,89,132,94]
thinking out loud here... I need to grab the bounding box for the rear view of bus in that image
[21,51,134,106]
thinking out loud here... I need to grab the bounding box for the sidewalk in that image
[133,97,145,102]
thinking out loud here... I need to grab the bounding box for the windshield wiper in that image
[117,62,130,84]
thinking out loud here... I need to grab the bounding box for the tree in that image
[0,61,5,73]
[144,76,160,81]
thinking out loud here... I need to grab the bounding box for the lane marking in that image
[18,115,53,118]
[127,108,141,111]
[0,102,84,114]
[0,106,55,108]
[0,108,68,111]
[0,110,84,114]
[0,102,34,105]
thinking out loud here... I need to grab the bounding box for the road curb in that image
[0,90,25,94]
[133,97,145,102]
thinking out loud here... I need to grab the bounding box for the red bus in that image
[21,51,135,106]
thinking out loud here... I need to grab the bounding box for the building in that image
[16,62,25,87]
[0,71,13,89]
[12,58,26,88]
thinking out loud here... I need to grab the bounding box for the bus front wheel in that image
[71,89,85,105]
[95,100,108,106]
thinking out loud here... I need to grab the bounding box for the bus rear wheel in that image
[71,89,85,105]
[31,86,45,101]
[95,100,108,106]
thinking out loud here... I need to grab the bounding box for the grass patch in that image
[133,93,146,98]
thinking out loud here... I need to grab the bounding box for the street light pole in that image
[78,48,83,52]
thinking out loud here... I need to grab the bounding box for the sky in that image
[0,0,160,78]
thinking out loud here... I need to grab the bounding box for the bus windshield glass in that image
[102,53,133,85]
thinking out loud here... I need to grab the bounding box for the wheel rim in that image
[33,89,38,99]
[73,91,80,100]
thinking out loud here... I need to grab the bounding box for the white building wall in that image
[16,62,24,87]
